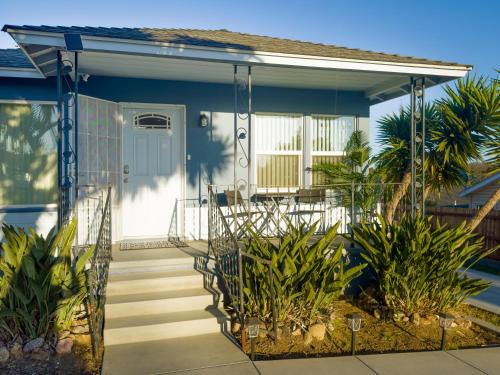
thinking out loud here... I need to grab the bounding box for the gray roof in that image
[2,25,471,68]
[459,172,500,197]
[0,48,33,68]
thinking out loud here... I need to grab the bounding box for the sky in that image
[0,0,498,152]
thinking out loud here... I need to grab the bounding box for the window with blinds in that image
[311,115,354,186]
[255,114,355,188]
[255,114,303,188]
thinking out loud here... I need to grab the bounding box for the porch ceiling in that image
[5,27,471,104]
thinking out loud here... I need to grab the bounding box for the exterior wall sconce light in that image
[415,86,423,98]
[346,313,362,355]
[199,113,209,128]
[438,312,455,350]
[247,317,260,361]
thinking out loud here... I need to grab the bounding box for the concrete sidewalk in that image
[120,343,499,374]
[465,269,500,314]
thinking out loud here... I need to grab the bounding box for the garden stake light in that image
[346,313,362,355]
[438,313,455,350]
[247,317,260,361]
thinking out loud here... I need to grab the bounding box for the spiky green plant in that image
[243,220,366,325]
[0,219,94,340]
[352,214,495,316]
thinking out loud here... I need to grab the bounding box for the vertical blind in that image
[0,103,58,205]
[256,114,303,187]
[312,115,354,152]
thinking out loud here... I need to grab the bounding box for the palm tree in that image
[437,75,500,231]
[311,130,381,221]
[375,104,444,223]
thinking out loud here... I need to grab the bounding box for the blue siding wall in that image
[0,75,370,202]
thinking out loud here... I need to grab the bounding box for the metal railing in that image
[84,185,112,358]
[208,185,278,340]
[209,182,409,239]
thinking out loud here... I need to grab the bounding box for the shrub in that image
[352,214,495,316]
[243,220,366,326]
[0,219,93,340]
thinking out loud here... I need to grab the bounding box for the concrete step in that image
[105,288,217,319]
[109,257,195,275]
[107,269,204,297]
[104,307,229,346]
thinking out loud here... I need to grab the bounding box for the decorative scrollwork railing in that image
[86,185,112,358]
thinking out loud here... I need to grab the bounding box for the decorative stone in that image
[30,348,50,361]
[411,313,420,326]
[292,328,302,336]
[0,346,9,362]
[10,342,23,359]
[231,322,241,333]
[309,323,326,341]
[71,325,89,334]
[56,337,73,354]
[403,316,410,322]
[258,329,267,339]
[23,337,44,353]
[327,322,334,332]
[303,331,313,346]
[281,326,291,337]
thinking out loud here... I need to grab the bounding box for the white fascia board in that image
[0,67,44,78]
[7,29,471,79]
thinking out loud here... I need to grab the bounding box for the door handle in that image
[123,165,130,174]
[123,177,129,183]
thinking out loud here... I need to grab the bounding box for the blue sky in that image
[1,0,498,151]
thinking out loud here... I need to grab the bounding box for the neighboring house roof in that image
[459,172,500,197]
[0,48,33,68]
[2,25,471,69]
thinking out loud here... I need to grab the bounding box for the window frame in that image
[253,112,358,191]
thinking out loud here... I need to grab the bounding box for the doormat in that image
[119,238,188,250]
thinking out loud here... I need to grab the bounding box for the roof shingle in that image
[0,48,33,68]
[2,25,470,68]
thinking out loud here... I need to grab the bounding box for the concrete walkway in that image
[112,346,500,374]
[465,269,500,314]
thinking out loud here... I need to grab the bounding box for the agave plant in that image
[352,214,495,316]
[242,220,366,326]
[0,219,94,340]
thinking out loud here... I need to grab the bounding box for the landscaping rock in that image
[303,331,313,346]
[30,347,50,361]
[292,328,302,336]
[23,337,44,353]
[393,312,405,322]
[403,316,410,322]
[309,323,326,341]
[0,346,9,362]
[411,313,420,326]
[71,325,89,334]
[10,342,23,359]
[231,322,241,333]
[56,337,73,355]
[281,326,291,337]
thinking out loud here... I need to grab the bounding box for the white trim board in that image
[7,29,471,79]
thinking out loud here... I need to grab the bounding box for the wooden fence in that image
[427,207,500,260]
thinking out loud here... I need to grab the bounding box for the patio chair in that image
[224,190,264,238]
[288,188,327,232]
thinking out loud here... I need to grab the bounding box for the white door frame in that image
[119,102,187,240]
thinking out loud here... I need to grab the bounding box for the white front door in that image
[121,105,184,239]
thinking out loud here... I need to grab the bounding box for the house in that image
[0,25,471,243]
[459,172,500,210]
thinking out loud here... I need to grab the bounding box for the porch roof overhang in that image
[3,26,472,104]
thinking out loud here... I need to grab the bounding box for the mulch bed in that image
[240,300,500,360]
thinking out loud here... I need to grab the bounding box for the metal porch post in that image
[410,77,416,218]
[247,66,252,206]
[56,50,63,228]
[233,65,238,230]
